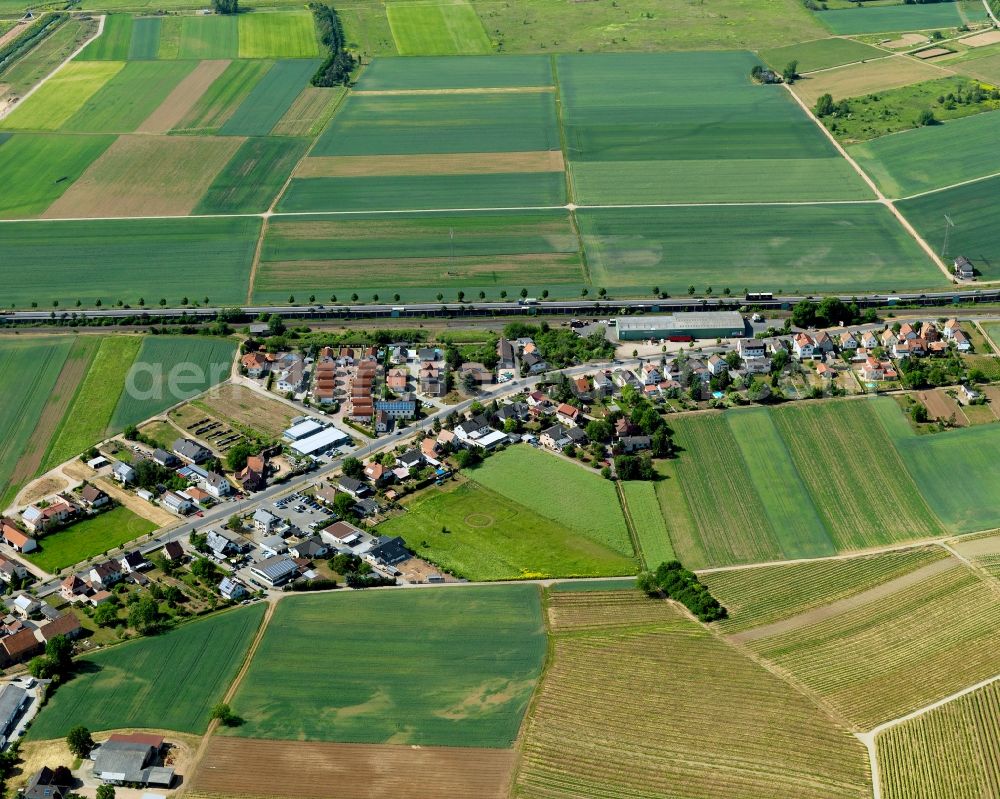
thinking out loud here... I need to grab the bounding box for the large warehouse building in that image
[615,311,746,341]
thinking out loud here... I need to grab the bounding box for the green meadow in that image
[386,0,491,55]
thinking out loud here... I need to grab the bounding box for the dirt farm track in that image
[186,737,517,799]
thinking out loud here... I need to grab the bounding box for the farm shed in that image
[615,312,747,341]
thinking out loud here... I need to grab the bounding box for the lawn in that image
[897,174,1000,282]
[386,0,491,55]
[619,481,673,568]
[226,587,546,746]
[277,171,566,212]
[0,61,123,131]
[0,216,261,308]
[748,563,1000,730]
[354,54,552,90]
[194,136,309,214]
[219,59,319,137]
[238,11,320,58]
[577,204,946,296]
[873,397,1000,532]
[466,446,634,557]
[0,133,114,218]
[703,546,949,634]
[25,506,156,573]
[878,681,1000,799]
[172,60,272,134]
[110,336,238,429]
[849,109,1000,197]
[27,605,266,740]
[253,210,583,303]
[61,60,196,133]
[815,1,987,34]
[76,13,132,60]
[759,37,889,73]
[379,480,636,580]
[311,91,560,156]
[0,337,74,507]
[41,336,142,471]
[45,134,243,218]
[517,591,870,799]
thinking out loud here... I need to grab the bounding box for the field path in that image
[0,13,106,123]
[782,82,952,283]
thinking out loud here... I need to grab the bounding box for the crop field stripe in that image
[619,481,674,568]
[652,459,703,568]
[128,16,161,59]
[195,136,310,214]
[704,546,951,634]
[748,563,1000,730]
[0,337,75,508]
[815,1,987,35]
[878,680,1000,799]
[237,12,320,59]
[27,604,267,739]
[269,86,345,137]
[171,59,272,135]
[136,59,232,134]
[219,59,319,137]
[0,133,116,218]
[297,150,565,177]
[225,587,547,746]
[355,55,553,91]
[76,14,132,60]
[178,14,238,59]
[726,407,836,559]
[40,335,142,471]
[0,61,124,131]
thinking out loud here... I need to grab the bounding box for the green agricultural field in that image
[219,59,318,136]
[238,11,320,58]
[897,175,1000,282]
[0,17,99,101]
[26,506,156,573]
[949,41,1000,83]
[550,579,636,592]
[0,133,114,217]
[748,563,1000,730]
[128,16,161,59]
[872,397,1000,532]
[311,91,560,156]
[380,480,636,580]
[277,171,566,212]
[270,86,344,137]
[253,210,583,303]
[816,1,987,34]
[759,37,889,73]
[517,592,870,799]
[0,216,261,308]
[27,605,266,740]
[156,15,181,58]
[110,336,237,429]
[577,204,946,296]
[703,546,949,634]
[0,61,123,131]
[0,337,74,507]
[355,54,552,90]
[177,14,238,59]
[386,0,490,55]
[620,481,673,568]
[226,587,546,746]
[557,52,869,204]
[878,680,1000,799]
[76,13,132,60]
[195,136,309,213]
[849,110,1000,197]
[62,60,196,133]
[172,59,271,134]
[467,446,634,557]
[42,336,142,470]
[982,322,1000,350]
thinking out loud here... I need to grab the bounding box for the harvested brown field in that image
[270,86,344,137]
[94,475,175,527]
[194,383,296,439]
[44,134,243,218]
[917,388,969,426]
[913,47,952,59]
[882,33,929,49]
[793,56,945,105]
[297,150,565,178]
[0,22,28,48]
[137,59,231,134]
[257,253,583,291]
[187,737,516,799]
[961,29,1000,47]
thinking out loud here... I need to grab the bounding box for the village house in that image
[202,472,232,499]
[618,435,651,453]
[253,508,281,534]
[21,500,74,533]
[459,362,493,387]
[338,477,372,499]
[241,351,270,378]
[89,561,124,589]
[0,556,27,585]
[0,628,41,667]
[1,521,36,553]
[172,438,211,465]
[454,414,507,449]
[60,575,89,603]
[364,462,392,487]
[953,329,972,352]
[250,555,298,587]
[420,437,442,466]
[540,424,586,451]
[219,576,248,601]
[555,403,582,427]
[707,354,727,376]
[39,613,81,642]
[838,331,858,351]
[111,460,136,485]
[375,394,417,420]
[386,368,409,391]
[792,333,816,361]
[120,550,151,574]
[80,485,110,509]
[236,454,267,493]
[397,449,424,471]
[942,319,962,340]
[954,255,975,280]
[163,540,184,562]
[162,491,194,516]
[276,359,307,394]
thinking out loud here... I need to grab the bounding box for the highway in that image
[4,286,1000,325]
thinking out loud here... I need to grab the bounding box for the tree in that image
[917,109,938,127]
[341,457,363,478]
[453,448,482,469]
[782,60,799,83]
[67,726,94,758]
[911,401,929,423]
[96,785,116,799]
[267,313,285,337]
[210,702,242,726]
[128,595,163,635]
[46,635,73,674]
[212,0,238,12]
[333,492,356,518]
[585,419,612,442]
[814,93,835,117]
[226,441,257,472]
